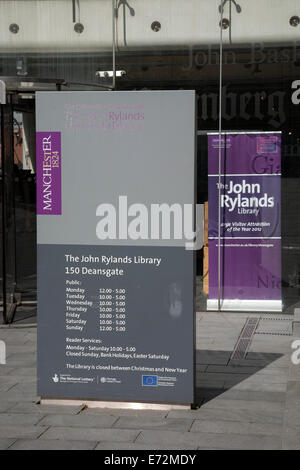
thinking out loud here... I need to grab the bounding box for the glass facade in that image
[1,0,300,320]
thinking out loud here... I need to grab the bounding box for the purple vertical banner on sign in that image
[36,132,62,215]
[208,133,282,312]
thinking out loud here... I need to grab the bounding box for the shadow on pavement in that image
[195,349,284,405]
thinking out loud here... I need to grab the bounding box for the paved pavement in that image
[0,311,299,450]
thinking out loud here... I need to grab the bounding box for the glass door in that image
[13,101,37,310]
[1,97,16,323]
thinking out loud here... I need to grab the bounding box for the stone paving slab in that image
[112,416,194,432]
[196,377,225,388]
[0,336,32,346]
[236,372,288,384]
[4,353,36,367]
[0,367,18,376]
[195,365,208,372]
[136,429,282,450]
[248,342,292,355]
[5,345,37,354]
[245,352,285,361]
[0,439,16,450]
[0,413,43,426]
[95,442,198,450]
[6,367,36,377]
[0,401,16,413]
[190,418,282,436]
[3,375,36,384]
[8,403,84,415]
[167,407,283,424]
[224,377,286,390]
[136,429,204,448]
[200,397,285,413]
[198,371,288,385]
[38,413,119,428]
[282,428,300,450]
[251,367,288,377]
[0,330,34,340]
[224,380,287,392]
[288,364,300,381]
[285,381,300,408]
[202,389,286,403]
[293,323,300,337]
[284,407,300,427]
[195,339,214,346]
[0,425,46,440]
[249,358,290,369]
[196,351,231,365]
[9,439,97,450]
[0,391,38,402]
[0,378,19,392]
[294,308,300,323]
[206,365,261,374]
[7,382,36,393]
[225,379,287,392]
[40,426,140,443]
[229,359,281,367]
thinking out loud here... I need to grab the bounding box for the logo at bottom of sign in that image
[142,375,158,387]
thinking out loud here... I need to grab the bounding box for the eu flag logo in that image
[142,375,158,387]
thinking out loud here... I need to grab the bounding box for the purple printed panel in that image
[208,133,281,305]
[208,239,281,301]
[208,175,281,239]
[36,132,62,215]
[208,134,281,175]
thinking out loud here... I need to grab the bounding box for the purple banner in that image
[36,132,62,215]
[208,133,282,312]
